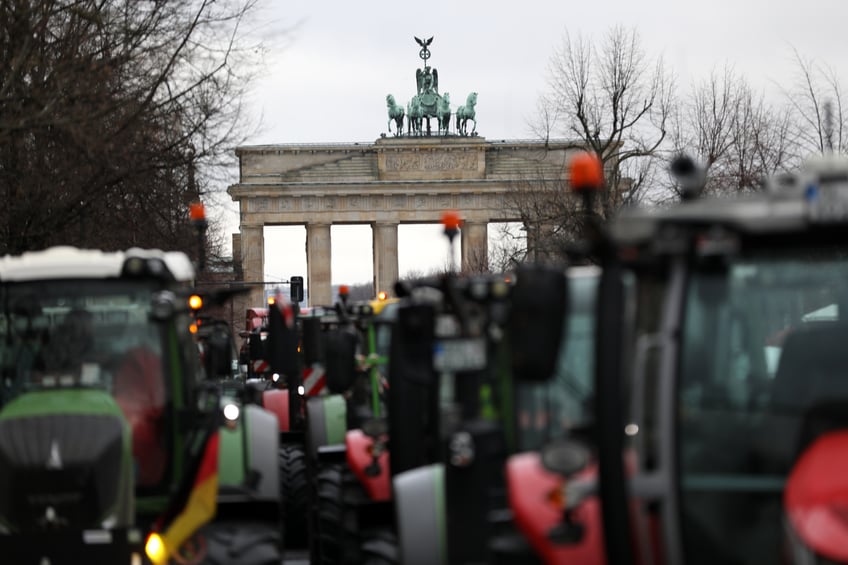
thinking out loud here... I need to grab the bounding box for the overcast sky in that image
[219,0,848,290]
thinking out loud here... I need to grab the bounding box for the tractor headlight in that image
[145,532,168,565]
[223,403,240,422]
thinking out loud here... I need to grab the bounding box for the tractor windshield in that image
[0,280,166,404]
[516,271,598,450]
[677,245,848,564]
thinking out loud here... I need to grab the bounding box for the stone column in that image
[240,224,265,308]
[461,221,488,273]
[372,222,399,297]
[524,222,540,262]
[306,223,332,306]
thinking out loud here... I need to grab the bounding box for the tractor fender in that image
[393,463,446,565]
[305,394,348,461]
[262,388,289,432]
[218,404,280,502]
[506,452,604,564]
[345,429,391,501]
[785,430,848,562]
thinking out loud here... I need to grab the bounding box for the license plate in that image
[433,338,487,372]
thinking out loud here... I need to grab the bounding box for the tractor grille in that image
[0,413,125,531]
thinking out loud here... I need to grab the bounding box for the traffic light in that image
[290,276,304,303]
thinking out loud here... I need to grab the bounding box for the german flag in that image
[146,431,220,564]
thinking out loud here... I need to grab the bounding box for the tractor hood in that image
[0,389,132,532]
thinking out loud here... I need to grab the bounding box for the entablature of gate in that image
[230,184,523,224]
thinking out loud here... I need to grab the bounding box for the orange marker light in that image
[339,285,350,296]
[188,294,203,310]
[569,152,604,191]
[189,202,206,221]
[547,483,566,510]
[189,322,198,334]
[267,296,276,306]
[377,291,388,301]
[441,210,462,231]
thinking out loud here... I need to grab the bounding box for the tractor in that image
[530,151,848,564]
[305,210,579,565]
[388,262,600,565]
[229,281,388,553]
[499,265,600,564]
[305,291,399,565]
[0,246,281,564]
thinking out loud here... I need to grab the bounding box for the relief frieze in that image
[384,151,477,172]
[253,197,270,212]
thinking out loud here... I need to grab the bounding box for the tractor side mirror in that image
[248,332,264,360]
[508,265,568,382]
[301,316,324,366]
[204,323,237,379]
[323,330,358,393]
[389,303,436,385]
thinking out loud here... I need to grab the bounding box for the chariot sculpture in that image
[385,36,477,137]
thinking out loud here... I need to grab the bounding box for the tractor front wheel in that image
[280,443,309,548]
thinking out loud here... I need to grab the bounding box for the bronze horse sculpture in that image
[407,96,422,135]
[437,92,451,135]
[456,92,477,136]
[386,94,405,136]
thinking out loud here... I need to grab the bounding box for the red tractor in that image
[535,152,848,565]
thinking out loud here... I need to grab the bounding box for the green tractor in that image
[234,283,399,561]
[0,246,281,564]
[304,292,398,565]
[387,262,576,565]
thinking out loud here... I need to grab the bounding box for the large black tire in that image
[198,521,282,565]
[340,467,370,564]
[361,526,399,565]
[312,463,344,564]
[280,443,310,548]
[312,463,369,565]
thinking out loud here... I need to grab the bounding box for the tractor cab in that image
[0,246,224,563]
[585,153,848,564]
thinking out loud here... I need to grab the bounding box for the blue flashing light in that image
[805,184,819,201]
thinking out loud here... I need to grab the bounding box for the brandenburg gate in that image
[227,137,575,306]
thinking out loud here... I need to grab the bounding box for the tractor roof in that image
[611,154,848,248]
[0,246,195,283]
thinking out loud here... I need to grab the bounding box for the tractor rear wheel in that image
[280,443,309,548]
[312,463,370,564]
[312,463,344,564]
